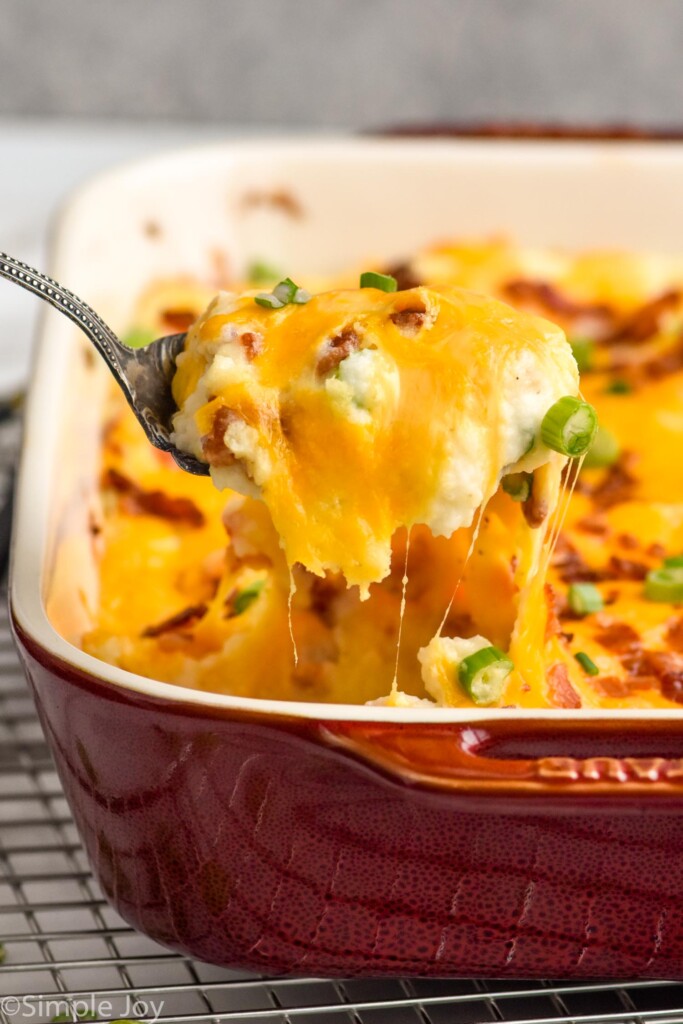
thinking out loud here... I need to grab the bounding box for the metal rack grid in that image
[2,432,683,1023]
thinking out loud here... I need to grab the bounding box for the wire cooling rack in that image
[2,426,683,1023]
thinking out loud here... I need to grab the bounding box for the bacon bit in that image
[552,535,603,584]
[161,309,197,332]
[666,616,683,653]
[201,407,238,468]
[239,331,262,360]
[547,663,582,708]
[593,620,641,653]
[601,648,683,703]
[389,308,428,336]
[241,188,304,219]
[604,556,649,581]
[605,588,620,606]
[609,289,681,343]
[592,675,630,698]
[291,624,340,692]
[502,279,614,333]
[648,542,667,559]
[592,674,657,698]
[627,674,663,690]
[661,676,683,705]
[103,468,205,527]
[142,603,208,638]
[317,326,361,376]
[521,477,549,528]
[309,574,346,627]
[442,611,477,640]
[578,451,638,508]
[617,532,639,550]
[641,337,683,380]
[384,261,421,291]
[544,584,565,640]
[575,513,610,536]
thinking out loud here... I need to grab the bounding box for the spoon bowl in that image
[0,251,209,475]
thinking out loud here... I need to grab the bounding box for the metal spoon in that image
[0,251,209,475]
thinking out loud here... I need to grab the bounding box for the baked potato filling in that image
[46,240,683,709]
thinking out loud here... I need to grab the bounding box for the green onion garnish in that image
[582,426,620,469]
[575,651,599,676]
[502,472,532,502]
[247,259,282,285]
[255,277,310,309]
[232,579,266,616]
[644,566,683,603]
[540,396,598,457]
[567,582,604,616]
[605,378,632,395]
[360,271,398,292]
[664,555,683,568]
[122,326,157,349]
[273,277,310,305]
[570,337,594,373]
[458,646,514,706]
[255,292,286,309]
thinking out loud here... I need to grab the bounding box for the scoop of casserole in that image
[171,283,579,597]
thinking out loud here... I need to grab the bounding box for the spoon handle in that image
[0,251,129,373]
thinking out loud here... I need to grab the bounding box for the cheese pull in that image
[171,282,580,596]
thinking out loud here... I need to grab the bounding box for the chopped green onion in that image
[605,378,632,395]
[122,326,156,349]
[502,472,531,502]
[247,259,282,285]
[575,651,600,676]
[664,555,683,568]
[458,646,514,706]
[255,277,310,309]
[360,271,398,292]
[254,292,286,309]
[540,396,598,457]
[644,566,683,603]
[232,579,266,616]
[567,582,604,616]
[582,426,620,469]
[570,337,594,373]
[273,277,300,304]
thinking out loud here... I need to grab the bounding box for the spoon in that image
[0,251,209,475]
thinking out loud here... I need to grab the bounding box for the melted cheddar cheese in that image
[170,285,576,597]
[47,239,683,709]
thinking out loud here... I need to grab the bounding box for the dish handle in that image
[321,720,683,796]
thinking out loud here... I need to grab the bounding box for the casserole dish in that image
[11,138,683,979]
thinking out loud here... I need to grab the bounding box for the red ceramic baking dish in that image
[11,138,683,979]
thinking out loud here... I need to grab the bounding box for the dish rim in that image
[11,134,683,724]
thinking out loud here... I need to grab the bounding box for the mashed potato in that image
[58,238,683,711]
[171,284,578,597]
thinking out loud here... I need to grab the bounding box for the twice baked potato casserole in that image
[47,239,683,710]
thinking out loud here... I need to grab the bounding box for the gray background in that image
[1,0,682,128]
[1,0,682,395]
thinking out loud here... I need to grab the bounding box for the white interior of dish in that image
[12,136,683,722]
